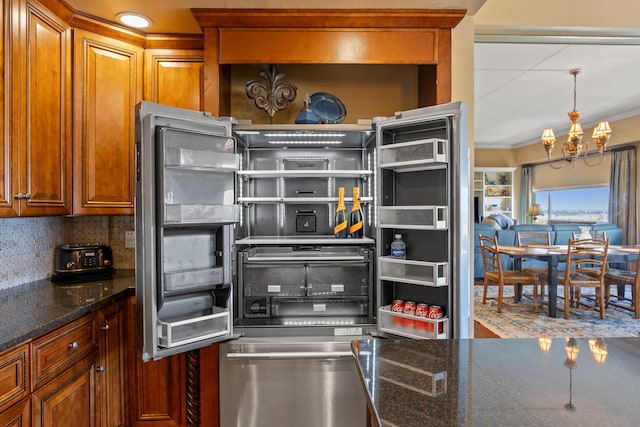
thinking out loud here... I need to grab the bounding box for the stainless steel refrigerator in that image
[135,100,471,426]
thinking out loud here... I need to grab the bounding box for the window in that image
[534,187,609,224]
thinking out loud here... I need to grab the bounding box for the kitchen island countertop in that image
[352,337,640,426]
[0,270,134,352]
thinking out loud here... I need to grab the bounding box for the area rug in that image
[474,286,640,338]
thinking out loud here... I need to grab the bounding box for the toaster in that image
[52,244,114,283]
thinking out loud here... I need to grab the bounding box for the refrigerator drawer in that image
[271,298,368,317]
[378,257,448,287]
[164,267,224,293]
[158,307,230,348]
[306,264,369,296]
[379,206,448,229]
[243,264,306,297]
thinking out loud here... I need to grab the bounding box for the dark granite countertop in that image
[353,337,640,426]
[0,270,135,352]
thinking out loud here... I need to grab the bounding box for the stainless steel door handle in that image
[226,350,353,360]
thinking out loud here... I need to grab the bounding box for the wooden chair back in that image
[517,231,551,247]
[564,238,609,281]
[571,231,607,241]
[479,234,502,277]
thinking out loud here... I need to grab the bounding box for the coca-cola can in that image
[391,300,405,325]
[429,305,444,334]
[415,303,429,330]
[402,301,416,328]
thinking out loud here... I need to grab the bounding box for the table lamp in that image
[527,203,542,223]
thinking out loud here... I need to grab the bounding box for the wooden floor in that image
[474,320,500,338]
[473,279,501,338]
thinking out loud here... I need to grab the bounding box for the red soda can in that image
[415,303,429,330]
[391,300,405,325]
[429,305,444,334]
[402,301,416,328]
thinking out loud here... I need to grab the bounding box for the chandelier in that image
[541,69,612,168]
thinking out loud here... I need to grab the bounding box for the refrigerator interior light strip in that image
[264,133,346,137]
[268,140,343,145]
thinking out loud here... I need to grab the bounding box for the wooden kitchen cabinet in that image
[97,301,126,427]
[0,0,72,217]
[31,351,99,427]
[72,29,142,215]
[144,49,204,111]
[126,296,186,427]
[0,343,29,416]
[0,398,30,427]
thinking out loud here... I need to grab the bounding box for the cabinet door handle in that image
[24,193,31,199]
[14,193,24,199]
[68,342,79,350]
[102,324,110,331]
[96,366,105,373]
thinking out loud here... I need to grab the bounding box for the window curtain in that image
[609,147,638,245]
[520,165,533,224]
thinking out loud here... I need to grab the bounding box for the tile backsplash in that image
[0,216,135,290]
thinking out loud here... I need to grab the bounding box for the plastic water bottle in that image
[391,234,406,259]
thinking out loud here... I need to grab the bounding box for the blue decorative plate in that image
[309,92,346,124]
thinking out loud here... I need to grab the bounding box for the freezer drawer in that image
[220,339,366,427]
[306,264,369,296]
[271,297,368,317]
[242,264,306,297]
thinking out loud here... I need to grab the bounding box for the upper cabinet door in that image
[72,29,143,215]
[2,0,72,217]
[144,49,204,111]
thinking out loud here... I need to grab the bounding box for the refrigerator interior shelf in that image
[164,204,239,224]
[378,257,447,287]
[379,206,448,229]
[237,170,373,179]
[163,267,224,292]
[236,236,375,245]
[164,148,239,171]
[158,307,230,348]
[378,306,448,339]
[238,196,373,204]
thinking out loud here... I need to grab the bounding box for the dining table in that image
[497,244,640,317]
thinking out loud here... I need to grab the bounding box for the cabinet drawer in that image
[31,314,98,390]
[0,344,29,411]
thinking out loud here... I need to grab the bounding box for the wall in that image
[473,0,640,219]
[0,216,135,290]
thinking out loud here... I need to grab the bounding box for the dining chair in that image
[516,231,552,304]
[557,237,610,319]
[605,260,640,319]
[479,234,538,313]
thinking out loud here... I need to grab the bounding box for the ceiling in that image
[64,0,640,150]
[474,40,640,149]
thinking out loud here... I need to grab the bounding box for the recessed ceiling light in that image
[116,12,152,29]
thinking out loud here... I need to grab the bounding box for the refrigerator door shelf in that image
[379,206,448,230]
[379,138,448,169]
[164,204,239,224]
[163,267,224,293]
[158,308,230,348]
[164,148,238,171]
[378,257,448,287]
[378,306,448,340]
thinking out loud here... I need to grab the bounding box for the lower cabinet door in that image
[32,352,98,427]
[0,397,30,427]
